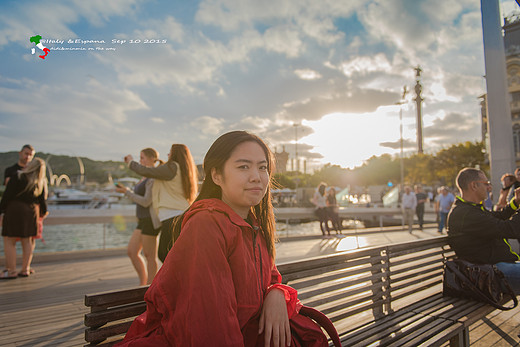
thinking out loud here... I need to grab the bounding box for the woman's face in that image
[140,152,155,167]
[212,141,269,219]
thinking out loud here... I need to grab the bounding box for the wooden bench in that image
[84,236,513,346]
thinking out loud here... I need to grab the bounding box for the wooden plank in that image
[296,271,386,300]
[84,302,147,327]
[389,264,443,283]
[397,319,465,347]
[466,304,520,346]
[386,237,449,255]
[281,254,384,283]
[277,246,382,275]
[302,280,386,309]
[389,249,446,267]
[342,313,438,347]
[85,321,133,343]
[287,260,385,289]
[85,286,148,308]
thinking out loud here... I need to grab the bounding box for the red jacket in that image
[116,198,307,346]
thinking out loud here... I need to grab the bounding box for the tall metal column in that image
[414,66,424,154]
[481,0,515,199]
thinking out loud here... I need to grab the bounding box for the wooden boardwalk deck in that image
[1,226,519,346]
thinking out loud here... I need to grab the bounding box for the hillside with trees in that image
[0,152,138,186]
[275,141,488,189]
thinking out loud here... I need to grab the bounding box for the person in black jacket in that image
[447,167,520,293]
[0,158,47,279]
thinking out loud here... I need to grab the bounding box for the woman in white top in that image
[125,144,198,262]
[312,183,330,236]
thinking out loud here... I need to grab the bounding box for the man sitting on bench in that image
[447,167,520,293]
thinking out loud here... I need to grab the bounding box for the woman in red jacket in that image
[117,131,329,346]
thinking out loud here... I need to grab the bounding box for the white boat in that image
[48,189,94,205]
[48,189,123,208]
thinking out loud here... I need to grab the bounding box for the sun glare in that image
[302,107,415,169]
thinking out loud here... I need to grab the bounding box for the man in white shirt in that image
[402,185,417,233]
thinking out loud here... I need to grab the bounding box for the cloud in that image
[0,0,145,47]
[278,88,399,121]
[423,112,481,149]
[195,0,360,35]
[0,76,148,158]
[379,138,416,150]
[129,16,185,43]
[294,69,322,80]
[189,116,225,137]
[340,53,392,77]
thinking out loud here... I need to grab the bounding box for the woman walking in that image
[0,158,48,279]
[116,148,162,285]
[125,144,198,262]
[116,131,331,346]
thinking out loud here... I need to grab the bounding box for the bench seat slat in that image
[84,302,147,327]
[85,321,133,343]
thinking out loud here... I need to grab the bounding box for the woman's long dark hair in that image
[168,144,198,204]
[172,131,277,259]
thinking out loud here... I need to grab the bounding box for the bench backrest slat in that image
[85,286,149,308]
[85,302,147,327]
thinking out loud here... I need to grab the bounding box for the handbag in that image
[443,259,518,310]
[295,306,341,347]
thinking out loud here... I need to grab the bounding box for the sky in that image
[0,0,518,172]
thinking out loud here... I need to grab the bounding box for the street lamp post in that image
[396,86,408,194]
[293,122,300,172]
[396,86,408,230]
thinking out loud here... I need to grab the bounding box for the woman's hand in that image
[124,155,133,164]
[259,289,291,347]
[115,185,128,194]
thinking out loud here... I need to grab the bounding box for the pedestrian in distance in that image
[3,144,35,186]
[414,185,427,230]
[326,187,342,234]
[401,185,417,233]
[116,148,162,286]
[496,173,516,210]
[0,158,48,279]
[2,144,40,273]
[435,186,455,234]
[312,183,331,236]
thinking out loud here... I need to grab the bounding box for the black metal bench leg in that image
[448,328,469,347]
